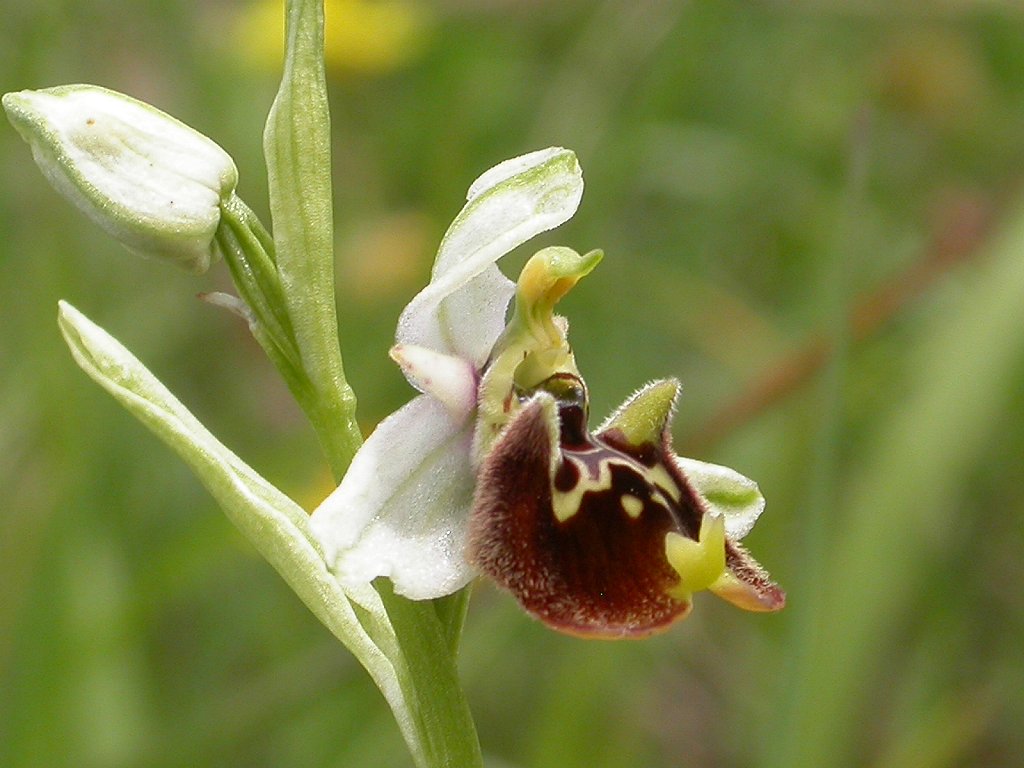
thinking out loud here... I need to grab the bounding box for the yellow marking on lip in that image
[551,451,685,524]
[646,463,681,503]
[621,494,644,518]
[552,455,613,522]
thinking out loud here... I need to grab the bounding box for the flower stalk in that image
[258,2,482,764]
[264,0,362,480]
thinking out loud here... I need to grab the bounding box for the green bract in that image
[3,85,238,272]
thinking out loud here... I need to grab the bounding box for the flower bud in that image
[3,84,238,272]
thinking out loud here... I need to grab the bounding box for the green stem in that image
[216,196,365,489]
[260,3,482,766]
[263,0,361,479]
[377,583,484,768]
[432,588,473,657]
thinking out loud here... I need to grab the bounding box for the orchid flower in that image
[311,147,784,635]
[310,147,583,598]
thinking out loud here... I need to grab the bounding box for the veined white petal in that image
[390,343,477,415]
[674,456,765,540]
[436,148,581,280]
[397,148,583,368]
[310,395,477,600]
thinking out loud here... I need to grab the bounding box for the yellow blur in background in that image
[233,0,434,73]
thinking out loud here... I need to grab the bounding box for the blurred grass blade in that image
[55,301,430,766]
[869,688,991,768]
[765,203,1024,767]
[263,0,361,477]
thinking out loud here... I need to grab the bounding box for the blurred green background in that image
[3,1,1024,766]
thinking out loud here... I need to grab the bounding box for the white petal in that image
[397,147,583,368]
[674,457,765,540]
[389,344,477,415]
[309,395,478,600]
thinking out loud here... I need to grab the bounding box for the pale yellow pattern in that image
[551,454,678,523]
[620,494,644,519]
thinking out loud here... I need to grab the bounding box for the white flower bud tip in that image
[3,84,238,273]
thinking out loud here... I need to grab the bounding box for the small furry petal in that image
[390,344,477,416]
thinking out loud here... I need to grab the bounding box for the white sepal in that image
[674,456,765,540]
[310,395,478,600]
[396,147,583,368]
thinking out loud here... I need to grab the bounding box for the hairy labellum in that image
[469,375,784,638]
